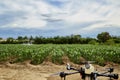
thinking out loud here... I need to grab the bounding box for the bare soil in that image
[0,61,120,80]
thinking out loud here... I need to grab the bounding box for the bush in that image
[88,40,98,45]
[105,39,115,45]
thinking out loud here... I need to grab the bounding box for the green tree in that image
[97,32,111,43]
[6,37,14,43]
[23,36,28,40]
[111,36,120,43]
[0,37,2,40]
[17,36,24,44]
[30,36,33,40]
[70,34,81,44]
[0,37,3,43]
[17,36,23,40]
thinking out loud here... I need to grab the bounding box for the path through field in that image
[0,61,120,80]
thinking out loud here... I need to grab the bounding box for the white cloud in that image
[65,1,107,22]
[107,0,120,5]
[63,0,120,32]
[82,23,107,31]
[65,9,101,24]
[81,21,120,32]
[0,0,120,37]
[8,16,47,29]
[0,0,52,28]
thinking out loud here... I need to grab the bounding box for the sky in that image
[0,0,120,38]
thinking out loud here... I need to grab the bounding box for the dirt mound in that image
[0,61,66,80]
[0,61,120,80]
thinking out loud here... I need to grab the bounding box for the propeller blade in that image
[81,61,95,64]
[88,61,95,64]
[50,71,72,77]
[51,72,61,76]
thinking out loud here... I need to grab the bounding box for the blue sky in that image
[0,0,120,38]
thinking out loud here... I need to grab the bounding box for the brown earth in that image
[0,61,120,80]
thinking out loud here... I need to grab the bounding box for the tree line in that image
[0,32,120,45]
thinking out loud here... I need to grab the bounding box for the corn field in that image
[0,44,120,65]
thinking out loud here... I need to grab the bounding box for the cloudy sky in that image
[0,0,120,38]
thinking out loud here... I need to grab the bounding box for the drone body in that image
[83,63,95,74]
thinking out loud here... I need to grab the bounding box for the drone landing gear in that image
[60,72,66,80]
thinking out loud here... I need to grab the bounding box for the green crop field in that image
[0,44,120,65]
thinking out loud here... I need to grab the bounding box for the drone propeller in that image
[51,72,69,80]
[106,68,114,73]
[51,71,69,76]
[50,72,66,80]
[51,72,61,76]
[81,61,95,64]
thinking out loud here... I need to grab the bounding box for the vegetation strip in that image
[0,44,120,65]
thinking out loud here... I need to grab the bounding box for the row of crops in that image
[0,44,120,65]
[62,45,120,65]
[0,44,53,64]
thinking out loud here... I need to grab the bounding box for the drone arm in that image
[91,73,119,79]
[102,73,118,79]
[60,71,80,78]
